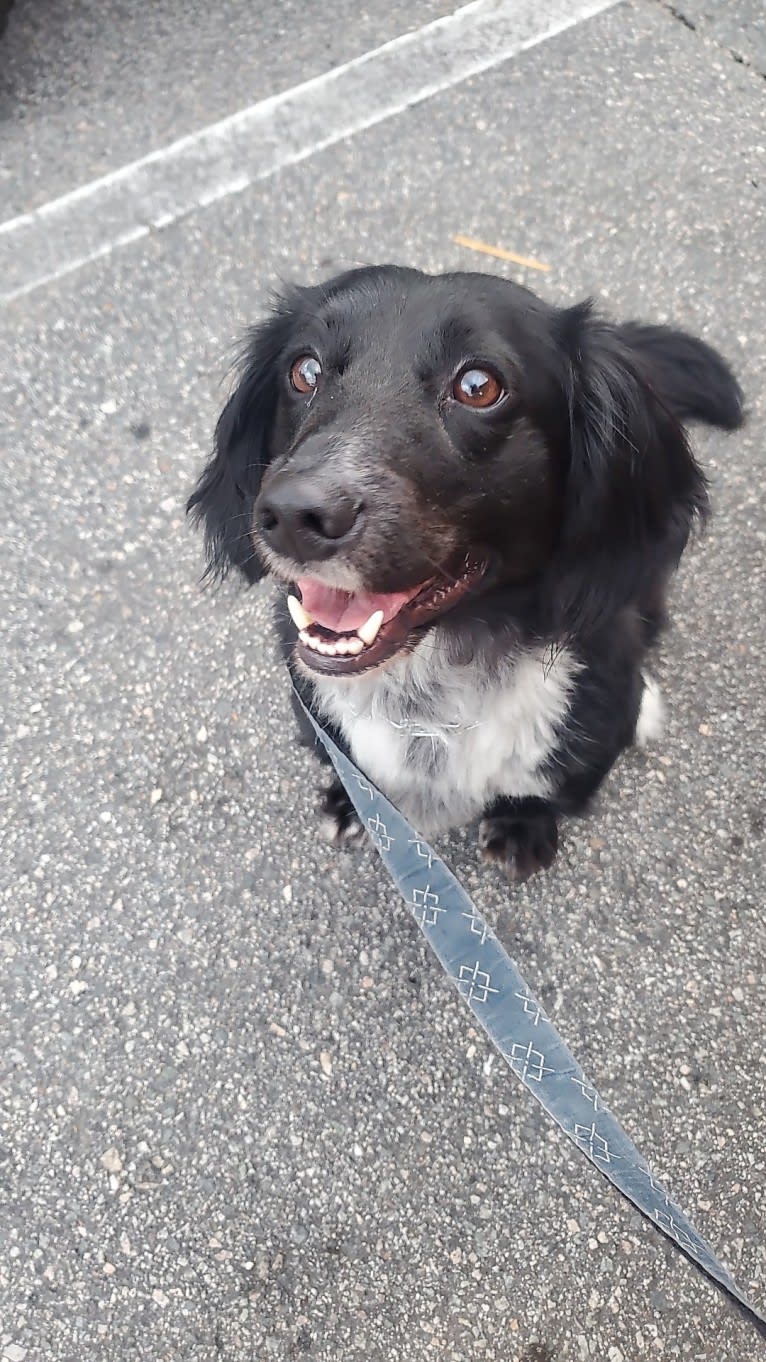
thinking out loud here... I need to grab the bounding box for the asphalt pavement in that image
[1,2,765,1360]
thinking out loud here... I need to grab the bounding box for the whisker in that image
[226,529,258,546]
[411,547,463,588]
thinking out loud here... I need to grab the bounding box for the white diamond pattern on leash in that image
[570,1077,600,1111]
[366,812,393,851]
[638,1168,670,1208]
[455,961,498,1005]
[514,990,544,1026]
[509,1041,554,1082]
[408,838,435,869]
[411,885,444,926]
[574,1123,616,1164]
[461,903,492,945]
[654,1210,701,1258]
[355,775,374,799]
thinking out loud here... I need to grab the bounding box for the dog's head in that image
[189,265,709,674]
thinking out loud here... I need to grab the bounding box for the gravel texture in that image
[1,2,764,1359]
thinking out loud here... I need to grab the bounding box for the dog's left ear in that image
[187,306,297,582]
[547,302,709,633]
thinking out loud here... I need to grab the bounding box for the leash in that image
[294,686,766,1343]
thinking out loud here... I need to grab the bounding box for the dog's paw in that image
[318,780,366,849]
[478,804,558,882]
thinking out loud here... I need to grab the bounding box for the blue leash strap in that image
[295,689,766,1342]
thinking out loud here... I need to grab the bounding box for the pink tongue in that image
[297,578,425,633]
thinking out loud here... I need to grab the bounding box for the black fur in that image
[479,796,559,883]
[188,266,743,877]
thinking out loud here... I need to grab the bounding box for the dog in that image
[188,265,743,881]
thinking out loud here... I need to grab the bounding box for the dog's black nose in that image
[256,476,364,562]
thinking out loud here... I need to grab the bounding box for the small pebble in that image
[100,1147,123,1174]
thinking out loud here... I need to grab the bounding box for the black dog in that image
[188,266,742,880]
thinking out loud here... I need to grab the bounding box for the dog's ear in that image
[547,302,709,634]
[187,307,296,582]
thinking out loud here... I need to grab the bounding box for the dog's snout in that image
[256,476,364,563]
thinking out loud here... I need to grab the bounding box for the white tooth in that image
[357,609,384,647]
[346,637,364,655]
[287,594,313,631]
[299,630,310,644]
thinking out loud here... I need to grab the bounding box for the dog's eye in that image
[290,355,322,394]
[453,366,504,409]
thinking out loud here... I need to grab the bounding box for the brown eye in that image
[290,355,322,393]
[453,366,504,408]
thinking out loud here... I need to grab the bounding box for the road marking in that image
[452,234,552,271]
[0,0,618,303]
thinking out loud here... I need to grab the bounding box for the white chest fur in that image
[310,636,579,836]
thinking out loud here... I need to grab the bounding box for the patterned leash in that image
[295,688,766,1343]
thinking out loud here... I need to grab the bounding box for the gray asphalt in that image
[1,2,765,1360]
[0,0,455,215]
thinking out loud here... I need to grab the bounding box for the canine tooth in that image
[299,629,310,644]
[287,594,313,631]
[357,609,384,646]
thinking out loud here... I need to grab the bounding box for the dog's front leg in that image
[478,796,559,882]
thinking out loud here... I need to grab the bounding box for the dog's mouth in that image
[288,553,487,676]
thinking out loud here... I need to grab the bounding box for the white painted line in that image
[0,0,619,303]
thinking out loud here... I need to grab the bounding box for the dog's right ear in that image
[186,308,295,582]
